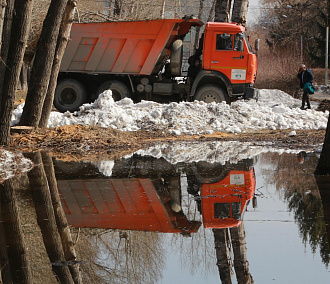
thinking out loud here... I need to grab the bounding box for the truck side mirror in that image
[238,40,243,52]
[255,39,260,51]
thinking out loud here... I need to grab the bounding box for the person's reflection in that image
[297,151,314,164]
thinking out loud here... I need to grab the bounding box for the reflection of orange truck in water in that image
[55,18,259,112]
[201,169,255,229]
[55,156,256,232]
[58,177,201,234]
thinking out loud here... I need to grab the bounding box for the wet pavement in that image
[0,142,329,283]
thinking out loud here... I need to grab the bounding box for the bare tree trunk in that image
[19,0,68,128]
[207,0,217,22]
[213,228,233,283]
[0,0,33,146]
[231,0,249,26]
[0,0,13,102]
[0,0,6,50]
[194,0,205,52]
[214,0,230,22]
[315,116,330,175]
[39,0,77,128]
[41,152,82,284]
[26,152,74,284]
[19,61,29,91]
[230,223,254,284]
[0,179,33,284]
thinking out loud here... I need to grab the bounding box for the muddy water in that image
[0,143,329,284]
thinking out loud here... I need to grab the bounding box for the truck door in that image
[211,32,249,84]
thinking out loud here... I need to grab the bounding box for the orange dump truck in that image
[55,18,259,112]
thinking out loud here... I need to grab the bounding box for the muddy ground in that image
[5,97,330,161]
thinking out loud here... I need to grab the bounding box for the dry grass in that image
[255,50,303,98]
[255,46,330,97]
[311,68,329,86]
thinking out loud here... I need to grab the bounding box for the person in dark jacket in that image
[297,64,314,109]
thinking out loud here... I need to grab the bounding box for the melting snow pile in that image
[0,149,33,183]
[12,89,328,135]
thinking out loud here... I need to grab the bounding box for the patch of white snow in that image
[11,89,328,135]
[0,149,33,183]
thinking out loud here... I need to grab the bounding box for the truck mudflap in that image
[245,87,259,101]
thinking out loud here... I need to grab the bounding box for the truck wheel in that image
[191,162,229,184]
[170,39,183,76]
[195,84,229,103]
[54,79,87,112]
[225,159,254,171]
[97,81,131,101]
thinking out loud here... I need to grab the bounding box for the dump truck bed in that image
[60,18,203,75]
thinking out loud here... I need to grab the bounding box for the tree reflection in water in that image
[73,229,164,284]
[0,151,82,284]
[4,149,329,282]
[262,152,330,267]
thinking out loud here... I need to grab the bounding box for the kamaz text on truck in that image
[55,18,259,112]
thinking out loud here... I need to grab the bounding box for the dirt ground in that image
[5,95,330,161]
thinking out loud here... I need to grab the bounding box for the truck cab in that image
[190,22,258,103]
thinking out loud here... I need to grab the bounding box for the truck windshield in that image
[214,203,230,218]
[243,31,253,53]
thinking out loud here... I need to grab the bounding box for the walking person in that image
[297,64,314,110]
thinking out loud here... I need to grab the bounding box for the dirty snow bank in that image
[0,149,33,183]
[11,89,329,135]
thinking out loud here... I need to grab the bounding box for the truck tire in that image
[170,39,183,76]
[54,79,87,112]
[191,162,230,184]
[195,84,229,103]
[225,159,254,171]
[97,80,131,101]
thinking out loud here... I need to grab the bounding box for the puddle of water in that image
[0,142,329,284]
